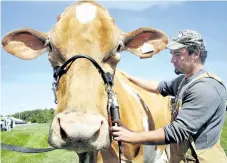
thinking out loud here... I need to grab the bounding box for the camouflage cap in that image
[166,30,206,50]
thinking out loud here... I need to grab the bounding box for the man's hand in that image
[120,71,160,94]
[111,120,166,145]
[111,121,141,144]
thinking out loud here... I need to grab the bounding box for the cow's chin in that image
[62,133,111,154]
[48,112,111,153]
[50,134,111,153]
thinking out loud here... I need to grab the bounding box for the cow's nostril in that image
[58,118,67,141]
[60,126,67,141]
[93,120,103,139]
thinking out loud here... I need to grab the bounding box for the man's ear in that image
[194,50,201,59]
[2,28,49,60]
[123,28,168,59]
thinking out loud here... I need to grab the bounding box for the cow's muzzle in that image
[48,110,110,153]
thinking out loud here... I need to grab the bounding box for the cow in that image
[2,0,172,162]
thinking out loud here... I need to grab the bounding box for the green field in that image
[1,124,78,163]
[1,116,227,163]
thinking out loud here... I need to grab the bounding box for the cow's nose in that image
[48,110,109,151]
[58,115,103,141]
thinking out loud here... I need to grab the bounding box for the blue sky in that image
[1,1,227,115]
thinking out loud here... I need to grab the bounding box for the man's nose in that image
[171,55,176,63]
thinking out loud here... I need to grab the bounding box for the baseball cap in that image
[166,30,206,50]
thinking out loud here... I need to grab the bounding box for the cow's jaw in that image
[48,110,110,153]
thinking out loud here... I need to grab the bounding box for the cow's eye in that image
[48,42,53,52]
[116,43,123,52]
[45,38,53,52]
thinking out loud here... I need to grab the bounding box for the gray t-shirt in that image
[158,68,227,150]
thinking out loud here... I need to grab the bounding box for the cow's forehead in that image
[75,3,97,24]
[75,0,110,21]
[50,1,120,59]
[59,1,110,22]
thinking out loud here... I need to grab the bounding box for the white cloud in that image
[98,1,184,11]
[27,1,184,11]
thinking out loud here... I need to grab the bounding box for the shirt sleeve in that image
[163,79,222,144]
[158,75,184,97]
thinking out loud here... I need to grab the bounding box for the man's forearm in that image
[127,75,160,94]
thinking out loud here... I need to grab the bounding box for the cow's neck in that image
[78,69,170,163]
[112,69,171,162]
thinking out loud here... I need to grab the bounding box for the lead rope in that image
[107,88,123,163]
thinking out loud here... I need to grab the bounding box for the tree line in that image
[10,108,55,123]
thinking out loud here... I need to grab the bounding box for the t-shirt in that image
[158,68,227,150]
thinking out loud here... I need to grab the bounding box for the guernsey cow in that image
[2,0,171,162]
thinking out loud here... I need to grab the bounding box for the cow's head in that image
[2,0,168,153]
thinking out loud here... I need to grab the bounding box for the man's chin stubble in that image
[174,68,183,75]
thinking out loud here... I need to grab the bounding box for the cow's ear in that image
[2,28,49,60]
[123,28,168,59]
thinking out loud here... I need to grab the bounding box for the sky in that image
[1,1,227,115]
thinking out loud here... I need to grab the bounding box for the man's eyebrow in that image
[171,49,185,54]
[171,51,181,54]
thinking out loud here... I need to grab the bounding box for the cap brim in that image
[166,41,186,50]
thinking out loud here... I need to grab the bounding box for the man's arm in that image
[124,72,184,97]
[124,73,160,94]
[111,126,166,145]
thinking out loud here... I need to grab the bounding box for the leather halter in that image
[52,54,114,104]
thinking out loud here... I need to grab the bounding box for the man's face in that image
[170,47,195,75]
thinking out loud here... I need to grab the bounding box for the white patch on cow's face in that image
[75,3,97,24]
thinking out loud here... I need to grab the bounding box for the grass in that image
[1,123,78,163]
[1,116,227,163]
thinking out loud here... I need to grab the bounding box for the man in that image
[111,30,227,163]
